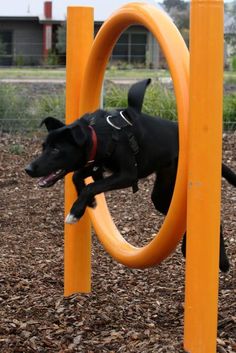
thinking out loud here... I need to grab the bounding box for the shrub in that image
[0,84,31,131]
[43,50,59,66]
[34,92,65,121]
[0,84,65,132]
[14,55,25,66]
[223,94,236,129]
[0,81,235,132]
[231,56,236,71]
[104,81,177,120]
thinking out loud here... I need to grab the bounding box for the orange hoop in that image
[78,3,189,268]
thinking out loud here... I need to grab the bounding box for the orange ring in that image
[79,3,189,268]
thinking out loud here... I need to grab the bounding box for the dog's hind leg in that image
[151,169,230,272]
[181,227,229,272]
[222,163,236,187]
[151,166,176,215]
[219,225,230,272]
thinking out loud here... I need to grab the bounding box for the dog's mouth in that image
[38,169,67,188]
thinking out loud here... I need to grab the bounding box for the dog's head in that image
[25,117,91,187]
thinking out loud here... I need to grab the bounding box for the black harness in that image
[105,110,139,193]
[106,110,139,154]
[88,109,140,193]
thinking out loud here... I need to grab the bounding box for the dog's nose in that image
[25,164,35,176]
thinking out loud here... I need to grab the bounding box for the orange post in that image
[64,7,94,296]
[184,1,224,352]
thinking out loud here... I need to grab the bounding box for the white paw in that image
[65,213,78,224]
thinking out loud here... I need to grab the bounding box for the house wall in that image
[0,19,160,68]
[0,20,43,65]
[147,33,160,69]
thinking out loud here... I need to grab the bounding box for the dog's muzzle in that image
[25,164,67,187]
[25,164,35,177]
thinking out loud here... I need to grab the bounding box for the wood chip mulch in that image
[0,132,235,353]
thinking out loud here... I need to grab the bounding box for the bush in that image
[104,81,177,120]
[231,56,236,71]
[0,84,65,132]
[223,94,236,129]
[0,84,31,131]
[34,92,65,121]
[43,50,59,66]
[0,81,235,132]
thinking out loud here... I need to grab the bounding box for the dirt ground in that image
[0,132,235,353]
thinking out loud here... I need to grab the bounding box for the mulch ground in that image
[0,132,235,353]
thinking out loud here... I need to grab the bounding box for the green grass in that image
[0,67,236,83]
[0,65,234,90]
[105,68,170,80]
[0,84,65,131]
[224,71,236,85]
[105,82,176,121]
[0,67,169,80]
[0,68,235,132]
[0,67,66,79]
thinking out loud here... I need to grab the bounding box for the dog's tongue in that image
[38,169,65,187]
[38,173,56,187]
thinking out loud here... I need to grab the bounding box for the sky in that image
[0,0,161,20]
[0,0,234,21]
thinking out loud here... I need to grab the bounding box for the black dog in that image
[25,79,236,272]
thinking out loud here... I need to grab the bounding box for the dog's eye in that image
[51,147,60,154]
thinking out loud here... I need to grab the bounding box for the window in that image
[130,33,147,63]
[111,30,147,64]
[0,31,13,65]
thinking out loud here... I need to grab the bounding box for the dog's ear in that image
[40,117,65,131]
[128,79,151,113]
[69,123,88,146]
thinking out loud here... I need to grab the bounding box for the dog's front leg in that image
[72,167,103,208]
[72,170,87,194]
[66,172,136,224]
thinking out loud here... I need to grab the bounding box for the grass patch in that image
[0,67,66,80]
[8,143,25,155]
[223,93,236,129]
[105,68,169,80]
[104,82,176,121]
[0,84,65,132]
[34,93,65,121]
[1,67,236,84]
[224,71,236,85]
[0,79,235,132]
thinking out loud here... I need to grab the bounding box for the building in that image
[0,0,162,67]
[224,4,236,59]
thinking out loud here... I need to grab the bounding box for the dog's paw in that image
[65,213,79,224]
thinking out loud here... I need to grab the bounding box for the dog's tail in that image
[222,163,236,187]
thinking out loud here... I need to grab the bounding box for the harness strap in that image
[106,110,139,193]
[85,125,97,166]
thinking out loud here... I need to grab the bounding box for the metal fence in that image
[0,73,235,133]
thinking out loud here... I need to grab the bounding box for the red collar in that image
[87,125,97,164]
